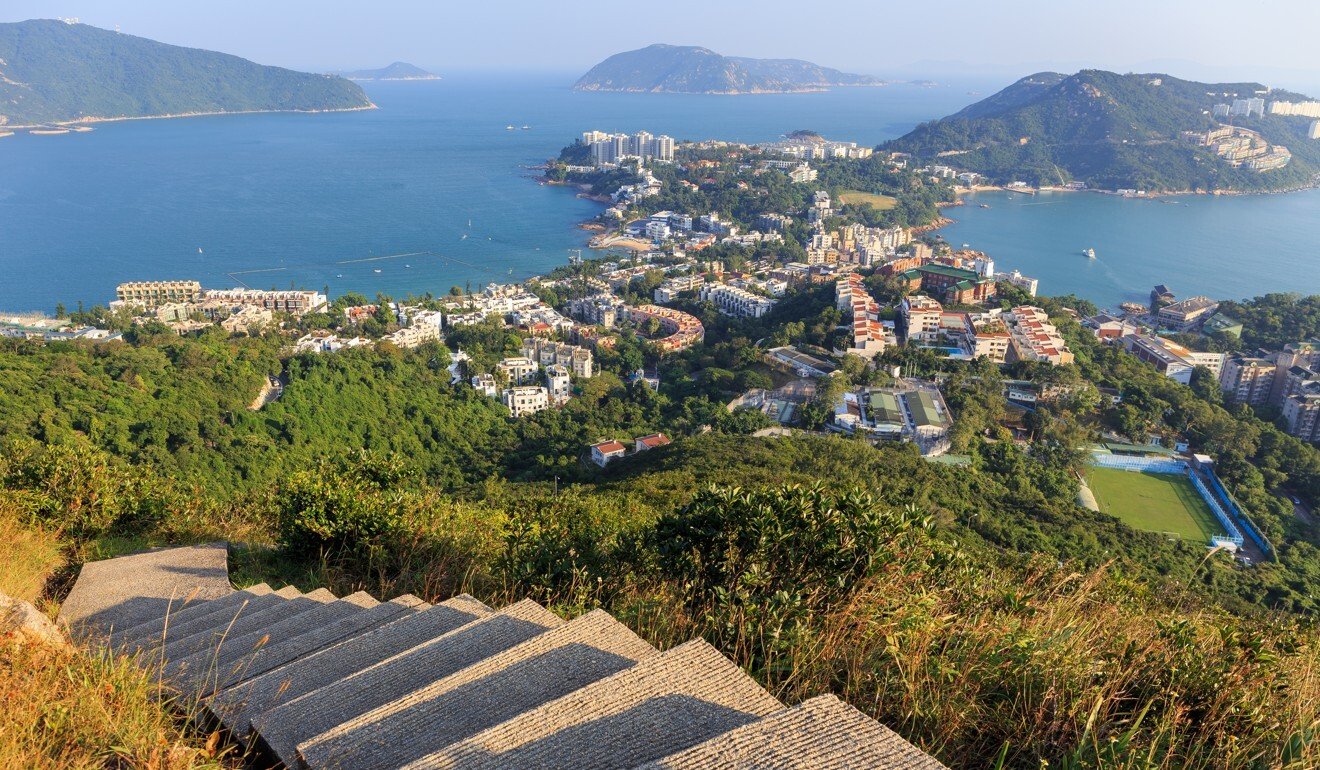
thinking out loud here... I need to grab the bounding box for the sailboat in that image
[1083,248,1096,259]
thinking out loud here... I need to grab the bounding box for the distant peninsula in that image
[885,69,1320,194]
[0,19,374,128]
[339,62,440,81]
[573,44,884,94]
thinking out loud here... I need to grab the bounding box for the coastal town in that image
[6,128,1317,460]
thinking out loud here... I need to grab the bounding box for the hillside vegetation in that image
[0,19,372,126]
[4,286,1320,767]
[573,44,883,94]
[887,70,1320,192]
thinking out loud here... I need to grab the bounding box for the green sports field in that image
[1086,467,1225,542]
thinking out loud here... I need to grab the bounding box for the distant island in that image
[338,62,440,81]
[573,44,885,95]
[885,69,1320,193]
[0,19,373,128]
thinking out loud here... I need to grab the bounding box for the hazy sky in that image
[6,1,1320,85]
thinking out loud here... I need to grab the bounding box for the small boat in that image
[505,125,515,130]
[336,274,344,278]
[1083,248,1096,259]
[521,125,530,130]
[979,203,990,208]
[461,234,468,240]
[373,268,382,274]
[404,264,411,268]
[197,247,203,254]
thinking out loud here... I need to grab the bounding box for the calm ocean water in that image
[940,189,1320,308]
[0,71,1317,312]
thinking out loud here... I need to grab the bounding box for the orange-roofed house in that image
[634,433,672,452]
[590,440,628,467]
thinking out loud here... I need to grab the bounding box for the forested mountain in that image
[0,19,373,126]
[573,44,883,94]
[339,61,439,81]
[886,70,1320,192]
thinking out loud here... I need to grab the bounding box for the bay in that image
[0,72,986,313]
[1,71,1317,315]
[939,189,1320,310]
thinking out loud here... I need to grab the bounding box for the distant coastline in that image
[5,103,377,131]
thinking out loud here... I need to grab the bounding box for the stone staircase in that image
[58,543,947,770]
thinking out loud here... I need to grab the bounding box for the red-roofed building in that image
[590,440,628,467]
[634,433,671,452]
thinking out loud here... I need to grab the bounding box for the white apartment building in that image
[471,373,499,398]
[654,274,705,303]
[902,295,943,343]
[203,289,327,316]
[545,364,572,402]
[522,337,594,379]
[583,130,675,165]
[699,284,777,318]
[497,356,539,385]
[384,323,441,349]
[503,386,550,417]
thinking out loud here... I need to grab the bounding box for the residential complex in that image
[203,289,328,316]
[835,274,890,359]
[1219,355,1277,406]
[1005,306,1074,366]
[698,283,777,318]
[581,130,676,166]
[1269,101,1320,118]
[115,280,203,308]
[1282,385,1320,443]
[628,305,704,352]
[522,336,594,379]
[900,295,943,344]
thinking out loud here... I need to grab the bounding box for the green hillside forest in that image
[573,44,883,94]
[0,19,373,127]
[887,70,1320,192]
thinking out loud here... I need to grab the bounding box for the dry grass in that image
[0,503,64,603]
[0,637,235,770]
[0,512,232,770]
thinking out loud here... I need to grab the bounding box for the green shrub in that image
[274,453,410,558]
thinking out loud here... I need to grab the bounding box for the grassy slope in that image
[0,510,227,769]
[1087,467,1223,541]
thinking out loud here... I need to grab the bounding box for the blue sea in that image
[1,71,1317,312]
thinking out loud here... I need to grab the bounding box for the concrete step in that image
[210,594,486,744]
[57,542,233,641]
[400,639,783,770]
[169,591,380,694]
[203,594,428,733]
[632,694,949,770]
[156,587,331,665]
[141,585,303,659]
[112,583,274,655]
[213,593,427,692]
[297,608,659,770]
[255,599,563,769]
